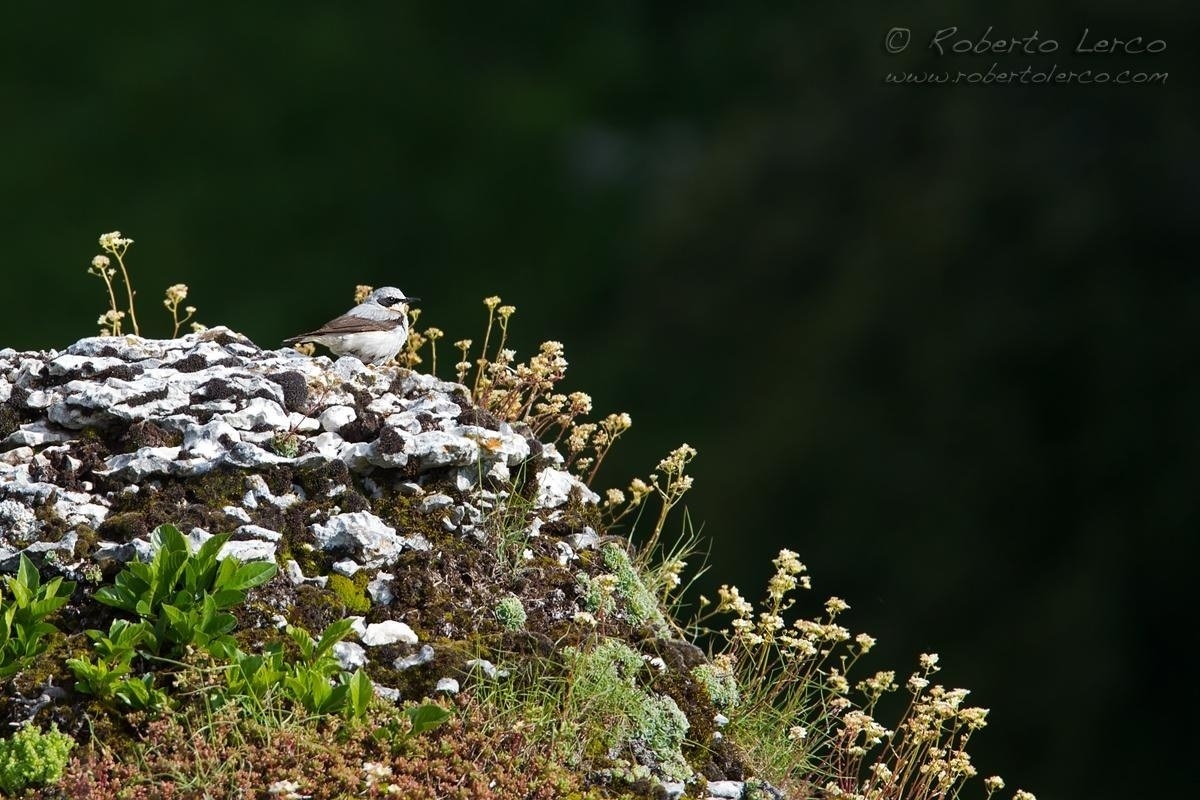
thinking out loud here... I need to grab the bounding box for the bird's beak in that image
[404,296,421,304]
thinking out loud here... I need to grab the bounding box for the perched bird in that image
[284,286,419,365]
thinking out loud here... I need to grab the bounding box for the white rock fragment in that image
[566,527,600,550]
[360,620,418,646]
[96,447,185,481]
[285,559,328,587]
[92,540,137,566]
[332,559,361,576]
[218,540,277,562]
[223,505,252,524]
[311,511,422,568]
[661,782,686,800]
[187,527,213,552]
[486,460,510,483]
[19,390,53,410]
[373,685,401,702]
[407,430,478,469]
[308,431,345,460]
[535,467,600,509]
[16,532,78,565]
[706,781,745,799]
[333,641,368,670]
[418,493,454,513]
[319,405,357,432]
[434,678,459,694]
[287,412,321,433]
[183,421,241,460]
[13,359,45,388]
[0,499,38,537]
[0,447,34,466]
[367,573,395,604]
[339,441,376,472]
[47,354,127,377]
[393,644,435,670]
[236,524,282,542]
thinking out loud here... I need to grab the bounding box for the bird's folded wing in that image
[284,313,400,342]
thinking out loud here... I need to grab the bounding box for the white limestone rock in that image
[706,781,745,799]
[319,405,357,432]
[236,524,282,542]
[535,467,600,509]
[367,573,395,605]
[310,511,428,568]
[333,641,368,670]
[0,499,39,538]
[218,539,277,563]
[2,421,74,449]
[393,644,435,670]
[360,620,418,646]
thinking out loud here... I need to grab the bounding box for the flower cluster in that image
[162,283,200,337]
[608,443,698,561]
[687,549,1037,800]
[401,295,634,488]
[86,230,202,337]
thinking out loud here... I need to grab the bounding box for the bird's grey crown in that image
[368,286,413,308]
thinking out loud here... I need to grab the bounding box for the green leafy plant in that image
[1,554,76,679]
[372,702,453,752]
[94,524,276,657]
[66,619,168,712]
[71,524,274,712]
[0,722,75,795]
[220,618,372,719]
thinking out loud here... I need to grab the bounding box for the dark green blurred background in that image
[2,4,1193,798]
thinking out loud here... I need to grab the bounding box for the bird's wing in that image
[346,303,398,321]
[283,311,401,343]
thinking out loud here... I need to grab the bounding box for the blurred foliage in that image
[1,4,1193,798]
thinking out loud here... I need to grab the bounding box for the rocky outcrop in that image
[0,328,760,796]
[1,328,618,698]
[0,327,597,572]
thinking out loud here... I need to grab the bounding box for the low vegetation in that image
[0,232,1037,798]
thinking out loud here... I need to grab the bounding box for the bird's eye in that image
[379,297,402,307]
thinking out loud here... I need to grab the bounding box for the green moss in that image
[32,503,66,541]
[0,405,20,440]
[189,468,253,508]
[328,572,372,614]
[72,525,102,559]
[373,489,443,544]
[0,723,75,794]
[95,511,150,541]
[120,420,183,453]
[289,584,352,633]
